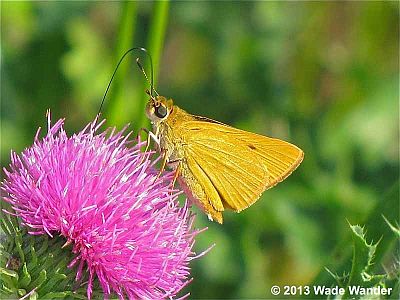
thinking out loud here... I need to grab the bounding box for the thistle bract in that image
[2,112,205,299]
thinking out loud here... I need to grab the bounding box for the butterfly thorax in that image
[143,94,189,164]
[155,105,194,164]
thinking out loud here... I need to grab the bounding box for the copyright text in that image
[270,285,393,297]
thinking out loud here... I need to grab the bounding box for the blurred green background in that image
[1,1,399,299]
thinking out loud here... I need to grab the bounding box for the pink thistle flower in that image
[2,112,208,299]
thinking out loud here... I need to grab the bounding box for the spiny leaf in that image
[382,215,400,237]
[347,224,378,288]
[332,223,399,299]
[324,267,347,288]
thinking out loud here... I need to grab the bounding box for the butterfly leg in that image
[155,155,181,190]
[171,160,182,188]
[144,128,152,154]
[156,150,168,179]
[137,128,160,152]
[137,127,162,167]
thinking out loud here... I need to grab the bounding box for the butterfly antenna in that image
[97,47,156,116]
[136,57,159,97]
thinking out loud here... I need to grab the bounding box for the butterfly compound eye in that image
[155,104,168,118]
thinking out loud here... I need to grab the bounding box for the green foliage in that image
[1,2,399,299]
[383,216,400,238]
[326,223,399,299]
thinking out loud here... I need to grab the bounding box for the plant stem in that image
[136,1,170,129]
[108,2,137,126]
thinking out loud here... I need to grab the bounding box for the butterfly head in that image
[145,94,174,124]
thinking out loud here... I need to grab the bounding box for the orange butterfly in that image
[145,95,304,223]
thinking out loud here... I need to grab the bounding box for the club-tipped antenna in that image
[97,47,155,116]
[136,57,159,98]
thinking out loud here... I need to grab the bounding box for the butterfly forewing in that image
[181,120,304,212]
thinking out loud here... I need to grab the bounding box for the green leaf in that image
[1,285,15,294]
[35,237,48,257]
[28,269,46,290]
[347,224,378,287]
[41,291,73,298]
[0,266,19,278]
[382,215,400,237]
[17,288,27,296]
[28,290,38,300]
[38,273,67,294]
[14,230,25,265]
[0,201,19,238]
[0,267,18,292]
[29,242,38,267]
[326,223,398,299]
[324,267,348,288]
[18,263,31,287]
[0,211,13,237]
